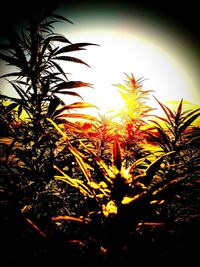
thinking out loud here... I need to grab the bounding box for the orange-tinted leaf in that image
[61,102,99,110]
[56,113,100,122]
[113,139,122,171]
[25,218,47,238]
[52,216,89,224]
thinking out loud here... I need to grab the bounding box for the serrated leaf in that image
[52,56,90,67]
[54,43,99,55]
[61,102,99,110]
[55,91,83,100]
[53,81,93,91]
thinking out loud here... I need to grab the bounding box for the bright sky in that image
[53,6,200,116]
[0,3,199,117]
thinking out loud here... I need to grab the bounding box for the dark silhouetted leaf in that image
[53,81,92,91]
[51,14,73,24]
[54,43,99,55]
[52,56,90,67]
[47,97,61,117]
[5,102,19,113]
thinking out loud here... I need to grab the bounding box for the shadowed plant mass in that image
[0,3,200,267]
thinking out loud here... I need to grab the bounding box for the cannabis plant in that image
[112,73,154,165]
[0,5,98,236]
[49,116,190,263]
[147,98,200,222]
[148,98,200,178]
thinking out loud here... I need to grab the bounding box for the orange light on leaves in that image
[102,200,118,217]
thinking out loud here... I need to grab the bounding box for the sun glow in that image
[0,6,199,119]
[55,8,200,117]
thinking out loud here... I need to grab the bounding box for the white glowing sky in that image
[54,9,200,115]
[0,6,199,116]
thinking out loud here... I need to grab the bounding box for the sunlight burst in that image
[56,10,199,117]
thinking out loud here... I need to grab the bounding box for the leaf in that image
[47,118,68,140]
[9,82,28,103]
[0,53,21,67]
[55,113,100,122]
[52,216,89,224]
[175,98,183,125]
[153,96,174,125]
[55,91,83,100]
[67,145,93,185]
[18,104,23,118]
[0,72,24,79]
[49,60,68,80]
[5,102,19,113]
[113,139,122,171]
[52,56,90,67]
[54,43,99,55]
[121,192,147,204]
[152,126,172,151]
[129,158,146,173]
[44,34,72,45]
[180,108,200,124]
[25,218,46,238]
[178,112,200,134]
[53,81,93,91]
[139,151,175,185]
[51,14,74,24]
[47,97,61,117]
[0,94,21,102]
[61,102,99,110]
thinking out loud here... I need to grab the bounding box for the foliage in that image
[49,104,200,261]
[111,73,154,165]
[0,5,99,240]
[113,73,154,123]
[0,4,200,265]
[148,97,200,180]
